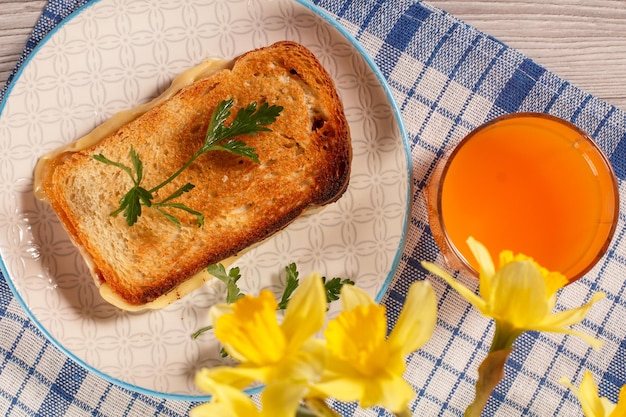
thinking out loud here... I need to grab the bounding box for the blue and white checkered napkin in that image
[1,0,625,416]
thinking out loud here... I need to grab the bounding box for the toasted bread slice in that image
[37,41,351,308]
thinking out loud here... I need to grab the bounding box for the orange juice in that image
[427,113,618,282]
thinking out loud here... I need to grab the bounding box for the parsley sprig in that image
[206,263,245,304]
[191,262,355,339]
[94,98,283,227]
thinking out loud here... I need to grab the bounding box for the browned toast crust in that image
[40,41,352,306]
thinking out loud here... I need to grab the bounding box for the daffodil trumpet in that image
[421,236,605,417]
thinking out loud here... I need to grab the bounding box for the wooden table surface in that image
[1,0,625,110]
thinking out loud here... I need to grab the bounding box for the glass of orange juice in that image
[426,113,619,283]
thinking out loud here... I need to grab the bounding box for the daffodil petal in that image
[195,366,259,392]
[535,325,604,350]
[220,344,248,363]
[543,271,568,298]
[467,236,497,302]
[579,371,607,417]
[260,382,308,417]
[603,398,617,416]
[421,261,488,314]
[191,372,260,417]
[490,260,549,327]
[559,375,578,395]
[530,292,605,350]
[359,373,415,413]
[296,338,327,376]
[547,294,558,312]
[340,283,375,310]
[539,293,605,329]
[312,376,365,404]
[560,372,607,417]
[281,272,326,350]
[387,280,437,356]
[608,384,626,417]
[269,339,327,384]
[209,303,234,327]
[467,236,495,277]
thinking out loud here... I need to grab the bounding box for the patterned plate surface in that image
[0,0,410,400]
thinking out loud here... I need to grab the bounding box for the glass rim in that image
[432,112,620,282]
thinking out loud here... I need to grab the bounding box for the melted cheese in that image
[99,256,238,312]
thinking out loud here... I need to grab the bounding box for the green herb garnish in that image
[191,262,354,339]
[277,263,300,310]
[94,98,283,227]
[206,263,245,304]
[323,276,355,302]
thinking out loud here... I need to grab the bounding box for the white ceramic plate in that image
[0,0,410,400]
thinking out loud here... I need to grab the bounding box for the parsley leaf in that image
[277,263,300,310]
[94,147,154,225]
[94,99,282,226]
[206,139,259,163]
[277,263,355,309]
[324,277,355,302]
[207,263,245,304]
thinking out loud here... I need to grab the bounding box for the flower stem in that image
[465,347,512,417]
[466,322,521,417]
[300,398,341,417]
[489,321,522,353]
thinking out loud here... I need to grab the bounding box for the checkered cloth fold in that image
[1,0,624,416]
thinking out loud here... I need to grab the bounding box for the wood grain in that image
[0,0,46,86]
[1,0,625,110]
[429,0,626,110]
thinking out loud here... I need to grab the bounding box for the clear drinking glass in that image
[425,113,619,283]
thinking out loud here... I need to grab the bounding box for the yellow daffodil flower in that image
[193,272,327,416]
[311,280,437,414]
[421,236,605,352]
[560,371,626,417]
[422,237,606,417]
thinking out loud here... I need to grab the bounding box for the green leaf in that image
[204,100,284,148]
[156,202,204,227]
[93,153,133,178]
[112,186,153,226]
[207,140,260,163]
[135,186,153,207]
[155,208,182,228]
[207,263,245,303]
[277,263,300,310]
[205,98,235,146]
[324,277,355,302]
[158,183,196,204]
[129,146,143,185]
